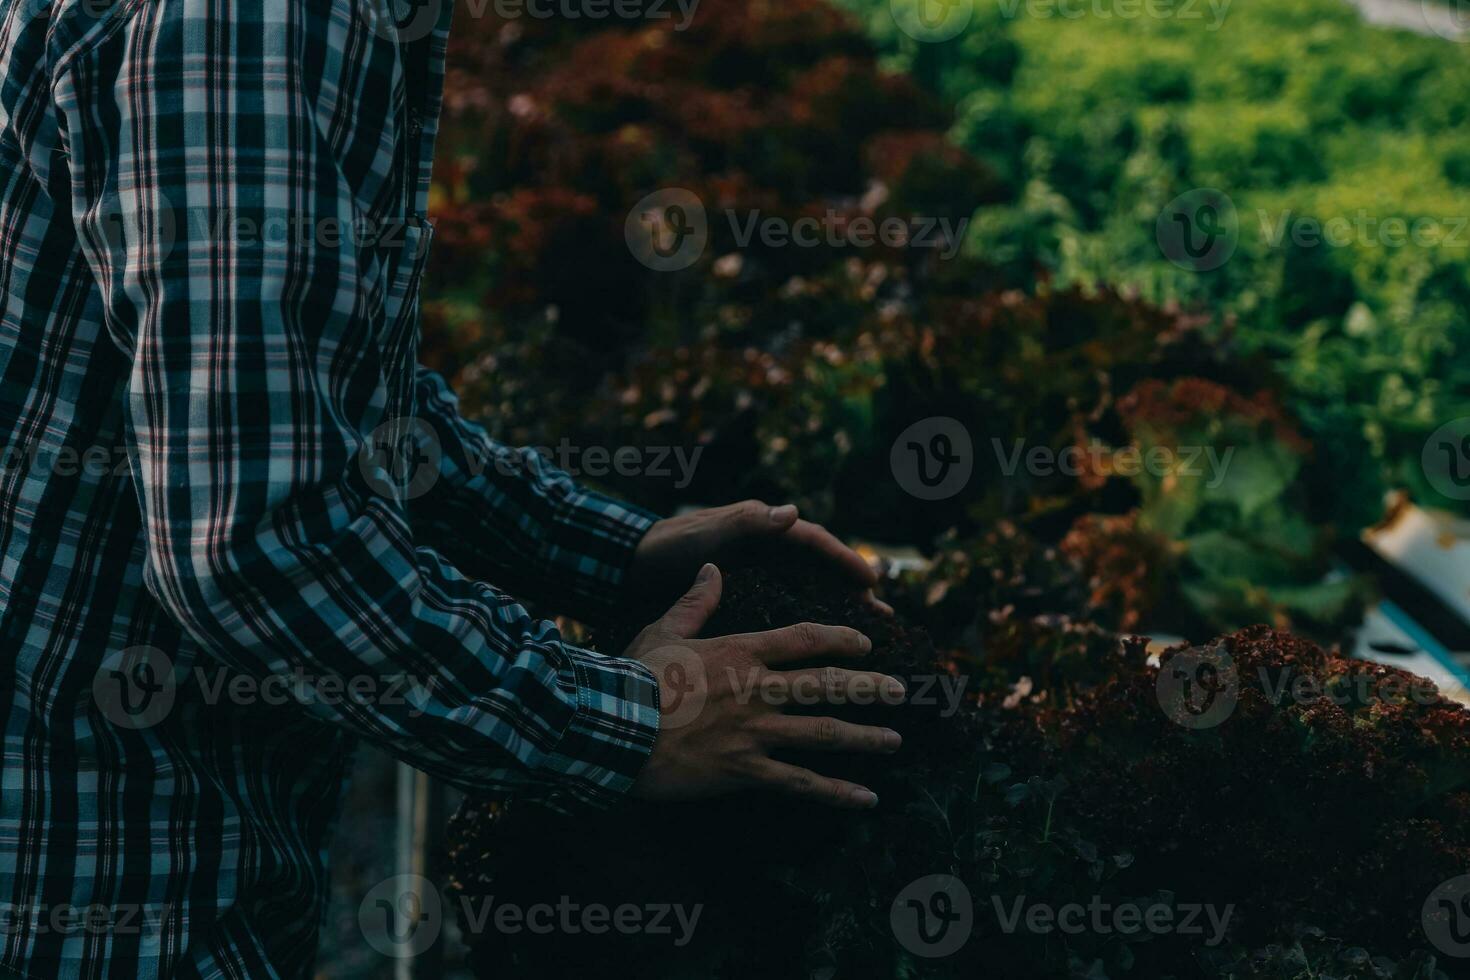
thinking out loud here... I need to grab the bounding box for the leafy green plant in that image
[837,0,1470,523]
[1111,378,1360,631]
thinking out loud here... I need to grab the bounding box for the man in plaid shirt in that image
[0,0,907,976]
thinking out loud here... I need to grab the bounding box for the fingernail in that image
[859,633,873,653]
[769,504,797,525]
[696,563,717,584]
[883,729,902,752]
[850,788,879,808]
[884,677,906,700]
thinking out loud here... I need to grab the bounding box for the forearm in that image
[138,475,659,805]
[410,367,660,624]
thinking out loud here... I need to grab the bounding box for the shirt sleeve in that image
[409,367,661,627]
[50,0,658,809]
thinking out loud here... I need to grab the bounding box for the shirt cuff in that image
[540,641,662,812]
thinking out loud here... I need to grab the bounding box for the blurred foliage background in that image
[415,0,1469,641]
[848,0,1470,527]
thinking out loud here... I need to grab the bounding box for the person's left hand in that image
[628,500,890,613]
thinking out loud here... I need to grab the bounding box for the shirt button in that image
[33,539,54,562]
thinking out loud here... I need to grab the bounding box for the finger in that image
[863,590,895,616]
[756,715,902,754]
[782,520,879,586]
[750,759,879,809]
[773,667,907,706]
[726,622,871,665]
[722,499,798,538]
[655,564,723,638]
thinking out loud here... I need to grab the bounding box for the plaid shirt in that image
[0,1,663,976]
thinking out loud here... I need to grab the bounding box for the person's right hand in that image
[627,563,905,810]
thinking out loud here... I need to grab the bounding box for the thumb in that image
[656,563,723,638]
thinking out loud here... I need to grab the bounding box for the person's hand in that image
[628,500,890,612]
[628,564,905,810]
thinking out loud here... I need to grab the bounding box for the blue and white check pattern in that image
[0,1,662,976]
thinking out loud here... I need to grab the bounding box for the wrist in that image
[559,493,661,627]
